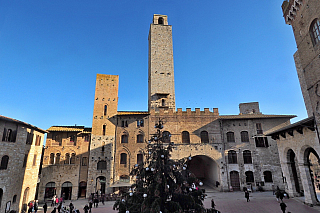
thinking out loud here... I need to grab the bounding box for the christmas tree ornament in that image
[135,164,138,167]
[183,167,186,170]
[143,193,147,198]
[189,188,192,191]
[199,182,203,186]
[161,155,164,158]
[126,211,129,213]
[146,167,149,171]
[151,168,154,172]
[122,199,125,202]
[129,192,133,196]
[154,137,158,140]
[188,156,192,160]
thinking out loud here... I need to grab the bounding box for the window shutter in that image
[11,130,17,142]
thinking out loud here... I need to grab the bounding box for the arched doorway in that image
[45,182,56,199]
[21,187,30,212]
[304,147,320,202]
[96,176,106,195]
[187,155,220,189]
[78,181,87,198]
[61,182,72,200]
[230,171,240,191]
[287,149,302,195]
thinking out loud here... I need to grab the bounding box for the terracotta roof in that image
[117,111,149,115]
[0,115,47,133]
[47,126,91,132]
[218,114,296,120]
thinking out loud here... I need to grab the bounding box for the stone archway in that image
[187,155,220,189]
[303,147,320,203]
[96,176,106,195]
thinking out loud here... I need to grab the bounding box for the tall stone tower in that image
[148,14,176,111]
[282,0,320,133]
[87,74,119,196]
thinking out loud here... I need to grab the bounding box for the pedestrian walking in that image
[83,204,90,213]
[51,196,55,207]
[43,203,48,213]
[34,200,39,213]
[211,198,216,209]
[279,191,284,202]
[280,201,287,213]
[101,194,105,205]
[69,202,74,212]
[55,197,59,206]
[51,207,57,213]
[245,190,250,202]
[89,200,93,212]
[94,197,99,208]
[57,203,62,213]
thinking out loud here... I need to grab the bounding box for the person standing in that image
[43,202,48,213]
[69,202,74,212]
[34,200,38,213]
[280,202,287,213]
[245,190,250,202]
[211,199,216,209]
[89,201,93,213]
[101,194,105,205]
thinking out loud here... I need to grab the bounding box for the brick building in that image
[0,115,46,213]
[267,0,320,205]
[38,14,295,201]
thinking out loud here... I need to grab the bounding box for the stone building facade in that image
[266,0,320,205]
[0,115,46,213]
[38,126,91,203]
[37,14,296,201]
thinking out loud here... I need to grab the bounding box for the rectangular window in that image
[256,123,263,134]
[84,135,90,142]
[35,135,41,146]
[23,154,28,168]
[103,125,106,136]
[82,157,88,166]
[137,154,143,164]
[33,154,37,166]
[255,137,269,147]
[26,132,34,145]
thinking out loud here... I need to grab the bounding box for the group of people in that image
[83,193,106,213]
[46,201,80,213]
[27,200,39,213]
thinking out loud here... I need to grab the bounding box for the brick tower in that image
[148,14,176,111]
[87,74,119,196]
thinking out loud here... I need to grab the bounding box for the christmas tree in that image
[113,119,207,213]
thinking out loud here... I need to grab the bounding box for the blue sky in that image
[0,0,306,130]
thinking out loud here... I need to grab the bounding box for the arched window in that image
[162,131,171,143]
[97,160,107,170]
[182,131,190,144]
[137,154,143,164]
[65,153,70,164]
[264,171,273,183]
[241,131,249,142]
[158,17,164,24]
[245,171,254,183]
[2,128,16,142]
[227,132,235,142]
[310,19,320,46]
[121,135,128,143]
[243,150,252,164]
[70,153,76,164]
[49,153,55,165]
[45,182,56,199]
[200,131,209,143]
[228,150,237,164]
[56,153,60,164]
[120,153,127,165]
[0,155,9,170]
[104,105,107,116]
[137,134,144,143]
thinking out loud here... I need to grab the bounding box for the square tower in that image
[87,74,119,196]
[148,14,176,111]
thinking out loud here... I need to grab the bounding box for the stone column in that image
[282,162,295,197]
[298,163,318,204]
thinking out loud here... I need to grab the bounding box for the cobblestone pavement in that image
[36,191,320,213]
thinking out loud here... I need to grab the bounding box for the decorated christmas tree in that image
[113,119,207,213]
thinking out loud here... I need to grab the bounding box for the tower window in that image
[137,154,143,164]
[103,125,106,136]
[70,153,76,164]
[120,153,127,165]
[310,19,320,46]
[0,155,9,170]
[162,99,166,106]
[137,134,144,143]
[255,137,269,147]
[121,135,128,143]
[245,171,254,183]
[49,153,55,165]
[256,123,263,134]
[64,153,70,164]
[97,160,107,170]
[158,17,164,25]
[104,105,107,116]
[264,171,273,182]
[243,150,252,164]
